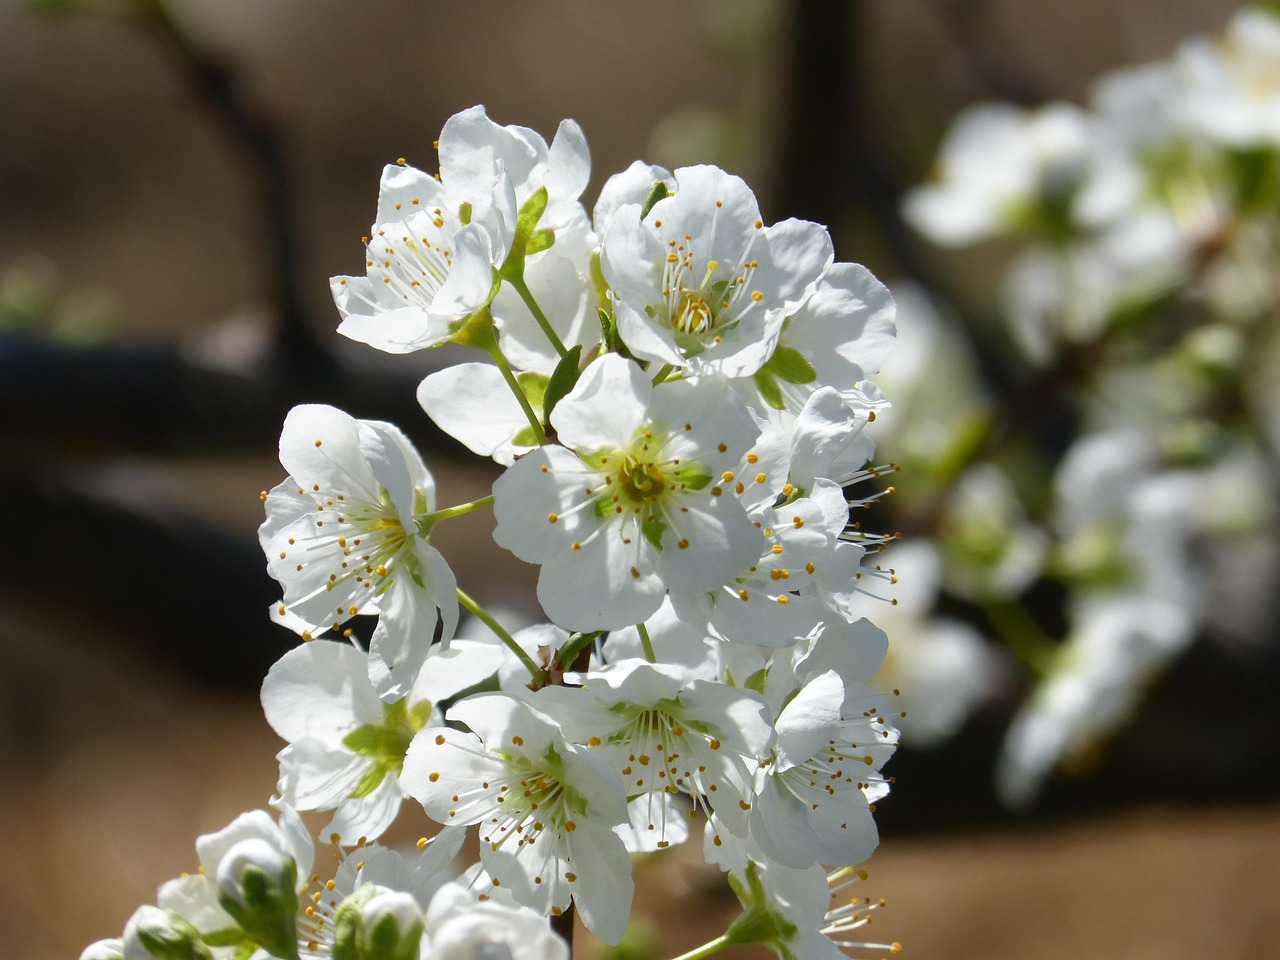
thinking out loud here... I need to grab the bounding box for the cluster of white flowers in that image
[84,106,901,960]
[887,5,1280,805]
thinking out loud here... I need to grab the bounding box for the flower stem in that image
[636,621,657,663]
[508,274,568,359]
[651,362,676,385]
[417,495,494,536]
[485,340,547,445]
[456,587,546,683]
[669,934,732,960]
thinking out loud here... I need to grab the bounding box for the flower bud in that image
[332,885,424,960]
[360,890,424,960]
[122,906,213,960]
[215,837,300,960]
[80,938,125,960]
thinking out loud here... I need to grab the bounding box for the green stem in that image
[509,274,568,359]
[636,621,657,664]
[669,934,732,960]
[417,495,494,536]
[456,588,546,683]
[650,362,676,385]
[486,340,547,445]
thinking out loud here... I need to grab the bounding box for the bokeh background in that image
[3,1,1279,958]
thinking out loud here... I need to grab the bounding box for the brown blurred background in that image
[2,1,1278,958]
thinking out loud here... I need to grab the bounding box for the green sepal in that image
[499,187,551,281]
[217,861,300,960]
[589,250,612,309]
[516,186,549,238]
[743,667,768,695]
[526,228,556,255]
[640,511,667,552]
[722,862,799,951]
[598,306,622,354]
[201,929,255,949]
[557,630,604,669]
[761,344,817,385]
[348,763,390,799]
[542,344,583,427]
[448,303,498,351]
[512,425,542,447]
[136,912,215,960]
[639,180,671,219]
[330,893,363,960]
[671,464,713,491]
[751,368,786,410]
[366,911,424,960]
[516,370,550,412]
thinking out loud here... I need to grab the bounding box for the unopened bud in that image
[333,885,423,960]
[361,890,424,960]
[122,906,212,960]
[80,938,125,960]
[215,838,300,960]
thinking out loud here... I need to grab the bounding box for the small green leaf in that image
[542,344,583,425]
[762,344,817,385]
[743,668,768,695]
[752,368,786,410]
[640,180,671,219]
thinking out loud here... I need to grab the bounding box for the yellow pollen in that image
[751,290,764,301]
[793,516,805,528]
[512,735,524,746]
[805,561,816,574]
[678,538,689,549]
[631,566,641,579]
[565,820,577,832]
[782,483,794,496]
[548,513,558,523]
[755,472,767,484]
[429,772,440,782]
[771,544,784,555]
[722,471,735,482]
[746,452,759,464]
[775,595,790,604]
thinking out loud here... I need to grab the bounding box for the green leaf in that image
[743,668,768,695]
[762,344,816,385]
[639,180,671,219]
[752,368,786,410]
[542,344,583,426]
